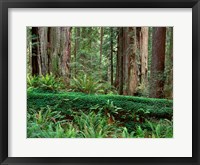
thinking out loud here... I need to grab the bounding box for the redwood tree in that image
[48,27,61,76]
[140,27,149,85]
[128,27,138,95]
[60,27,71,85]
[150,27,166,98]
[123,27,129,95]
[38,27,48,75]
[31,27,40,76]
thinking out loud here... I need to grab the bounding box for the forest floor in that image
[27,88,173,138]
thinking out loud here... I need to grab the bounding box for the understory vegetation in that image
[27,75,173,138]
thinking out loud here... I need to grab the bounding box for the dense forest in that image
[27,27,173,138]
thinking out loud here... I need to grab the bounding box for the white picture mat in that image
[8,8,192,157]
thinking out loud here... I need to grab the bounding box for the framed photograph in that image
[0,0,199,164]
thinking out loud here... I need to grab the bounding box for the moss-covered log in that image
[28,89,173,119]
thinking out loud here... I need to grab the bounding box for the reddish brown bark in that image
[61,27,71,85]
[128,27,138,95]
[38,27,48,75]
[123,27,129,95]
[150,27,166,98]
[140,27,148,85]
[48,27,61,76]
[118,28,124,95]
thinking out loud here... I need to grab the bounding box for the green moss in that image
[27,89,173,118]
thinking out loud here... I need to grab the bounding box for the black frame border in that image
[0,0,199,165]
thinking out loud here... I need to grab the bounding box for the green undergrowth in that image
[28,88,173,119]
[27,108,173,138]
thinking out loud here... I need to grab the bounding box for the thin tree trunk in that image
[169,27,173,98]
[74,28,76,79]
[51,27,61,76]
[136,27,141,84]
[110,28,114,86]
[38,27,48,75]
[115,30,120,89]
[119,28,124,95]
[31,27,40,76]
[140,27,149,85]
[27,27,32,74]
[74,27,80,78]
[164,27,173,99]
[107,55,111,82]
[100,27,103,78]
[47,27,51,74]
[123,27,129,95]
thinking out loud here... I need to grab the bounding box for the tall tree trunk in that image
[38,27,48,75]
[140,27,149,85]
[123,27,129,95]
[47,27,51,74]
[49,27,61,76]
[74,27,80,78]
[164,27,173,99]
[110,28,114,86]
[169,27,173,98]
[48,28,54,75]
[150,27,166,98]
[31,27,40,76]
[99,27,103,78]
[115,30,120,89]
[27,27,32,74]
[118,28,124,95]
[60,27,71,85]
[136,27,141,84]
[128,27,138,95]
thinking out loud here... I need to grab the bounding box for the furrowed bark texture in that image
[150,27,166,98]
